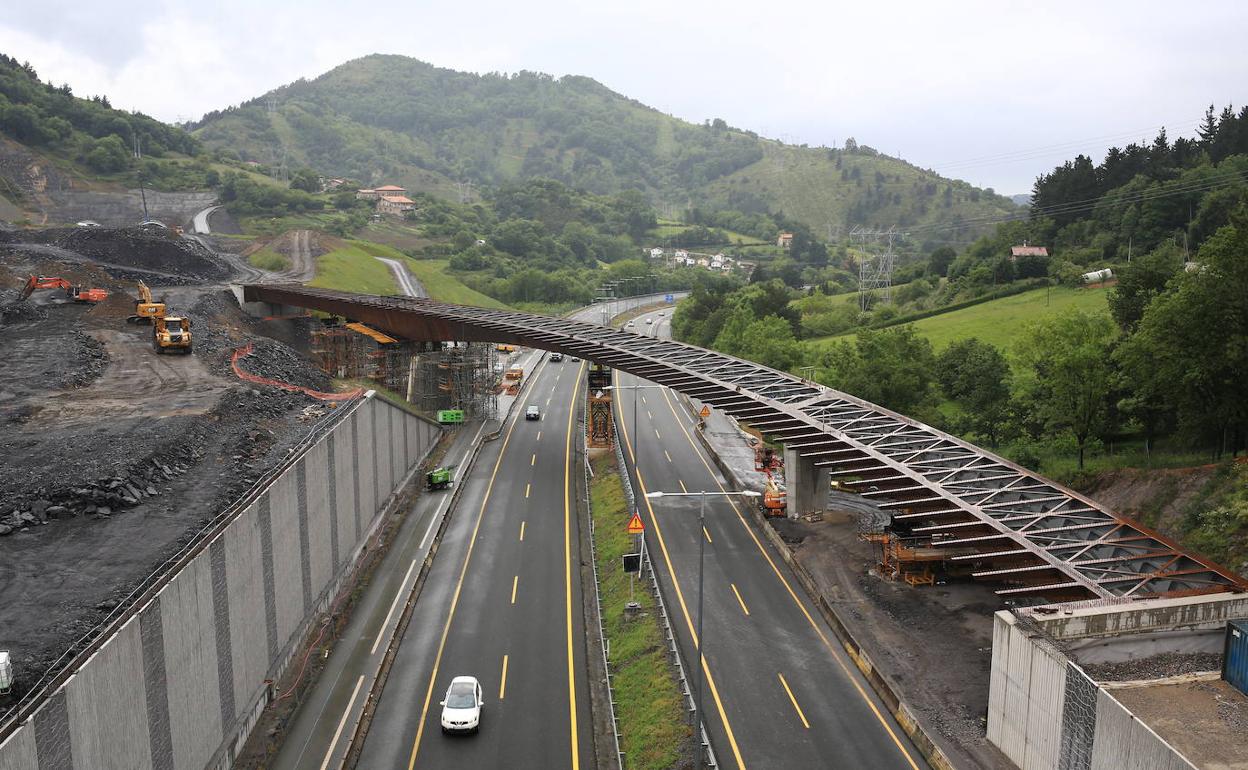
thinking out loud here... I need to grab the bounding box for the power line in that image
[908,168,1248,236]
[928,119,1204,173]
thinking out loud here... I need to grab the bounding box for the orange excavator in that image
[18,275,109,303]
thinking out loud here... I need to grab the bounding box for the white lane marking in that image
[372,559,419,655]
[319,675,365,770]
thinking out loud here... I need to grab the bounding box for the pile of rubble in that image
[0,459,189,536]
[59,331,108,388]
[0,227,231,283]
[1083,651,1223,682]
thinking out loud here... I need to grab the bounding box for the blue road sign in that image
[665,294,674,303]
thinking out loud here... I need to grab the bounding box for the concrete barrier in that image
[0,393,440,770]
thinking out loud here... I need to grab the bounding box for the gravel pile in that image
[1083,651,1223,681]
[238,337,334,392]
[0,227,231,282]
[58,331,108,388]
[0,291,46,324]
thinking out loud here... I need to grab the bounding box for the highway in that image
[615,314,930,769]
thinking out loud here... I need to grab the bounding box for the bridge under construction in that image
[244,284,1248,601]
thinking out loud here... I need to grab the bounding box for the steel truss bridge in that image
[244,285,1246,600]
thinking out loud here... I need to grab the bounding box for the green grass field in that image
[401,258,508,308]
[307,237,508,307]
[805,285,1112,356]
[590,453,688,769]
[247,246,290,271]
[307,240,401,295]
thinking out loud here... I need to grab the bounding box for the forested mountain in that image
[190,54,1014,233]
[0,54,198,175]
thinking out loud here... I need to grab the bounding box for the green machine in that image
[426,465,456,491]
[437,409,465,424]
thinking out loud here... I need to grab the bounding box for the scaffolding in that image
[310,323,498,420]
[410,342,499,421]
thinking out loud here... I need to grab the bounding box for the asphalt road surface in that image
[359,354,594,769]
[614,315,931,770]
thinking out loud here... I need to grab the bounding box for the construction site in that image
[0,224,502,718]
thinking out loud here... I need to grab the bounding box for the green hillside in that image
[190,54,1016,233]
[805,285,1112,356]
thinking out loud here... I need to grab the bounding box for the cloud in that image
[1,0,1246,191]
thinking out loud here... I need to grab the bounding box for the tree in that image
[818,326,937,416]
[937,339,1013,446]
[290,168,320,193]
[927,246,956,277]
[712,312,801,370]
[1107,242,1182,331]
[83,134,130,172]
[1014,310,1117,469]
[1115,208,1248,456]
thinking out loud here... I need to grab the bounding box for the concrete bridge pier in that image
[783,447,830,519]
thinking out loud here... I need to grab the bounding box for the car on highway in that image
[550,352,564,362]
[526,405,541,420]
[645,317,653,325]
[440,675,483,734]
[75,220,101,228]
[625,320,636,328]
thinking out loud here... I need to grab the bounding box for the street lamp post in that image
[604,382,666,466]
[644,488,760,770]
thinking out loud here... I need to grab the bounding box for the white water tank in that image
[1082,268,1113,283]
[0,650,12,693]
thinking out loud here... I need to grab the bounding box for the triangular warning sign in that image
[699,404,711,417]
[627,512,645,534]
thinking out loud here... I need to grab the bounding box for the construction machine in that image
[761,473,787,517]
[128,280,166,323]
[152,315,193,354]
[18,275,109,303]
[426,465,456,491]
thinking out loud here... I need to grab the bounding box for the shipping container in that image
[0,650,11,694]
[1222,619,1248,696]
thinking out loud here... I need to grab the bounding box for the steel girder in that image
[242,285,1247,600]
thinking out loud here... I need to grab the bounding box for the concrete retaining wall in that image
[0,393,439,770]
[988,611,1199,770]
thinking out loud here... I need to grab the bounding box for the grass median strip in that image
[589,452,688,770]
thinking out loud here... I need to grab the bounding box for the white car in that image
[75,220,101,228]
[440,676,483,734]
[625,321,636,328]
[645,318,653,325]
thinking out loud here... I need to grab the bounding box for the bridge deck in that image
[243,285,1247,600]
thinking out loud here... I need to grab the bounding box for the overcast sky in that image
[2,0,1245,193]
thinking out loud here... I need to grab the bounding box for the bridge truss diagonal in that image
[243,285,1247,600]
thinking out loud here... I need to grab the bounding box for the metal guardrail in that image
[611,407,718,770]
[0,392,368,739]
[584,453,626,770]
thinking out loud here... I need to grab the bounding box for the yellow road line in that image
[678,479,688,493]
[654,428,661,439]
[730,583,750,616]
[564,360,586,769]
[664,449,673,463]
[511,575,519,604]
[500,655,509,700]
[778,674,810,729]
[657,387,921,770]
[406,361,540,769]
[537,431,542,441]
[520,521,526,541]
[617,398,747,769]
[531,453,536,466]
[703,526,713,544]
[525,483,531,498]
[648,410,653,420]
